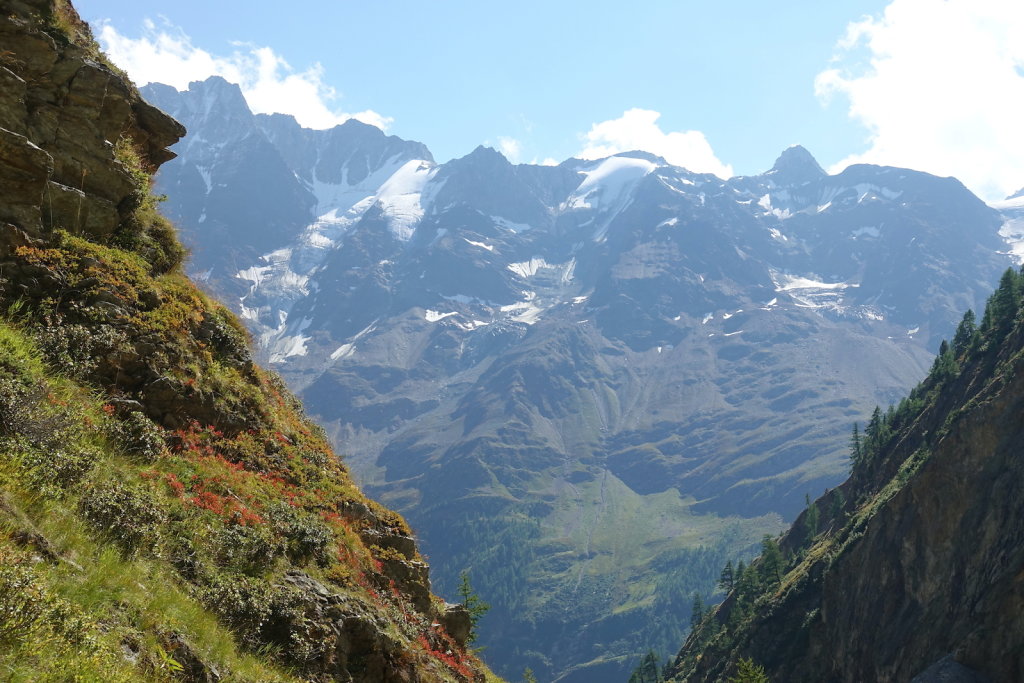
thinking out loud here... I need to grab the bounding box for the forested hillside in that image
[666,267,1024,682]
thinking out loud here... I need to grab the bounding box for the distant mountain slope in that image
[0,3,493,681]
[667,268,1024,682]
[143,78,1014,681]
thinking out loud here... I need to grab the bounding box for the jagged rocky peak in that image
[249,109,433,187]
[460,143,514,167]
[147,76,252,125]
[764,144,826,185]
[1008,186,1024,200]
[186,74,250,109]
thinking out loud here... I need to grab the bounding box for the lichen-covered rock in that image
[268,571,410,683]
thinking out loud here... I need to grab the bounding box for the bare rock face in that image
[0,126,52,232]
[439,603,473,650]
[0,0,184,241]
[268,571,413,683]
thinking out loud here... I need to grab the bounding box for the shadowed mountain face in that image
[144,78,1014,681]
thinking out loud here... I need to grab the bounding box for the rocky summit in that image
[0,1,493,681]
[144,77,1016,681]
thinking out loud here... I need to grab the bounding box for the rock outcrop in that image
[0,0,183,241]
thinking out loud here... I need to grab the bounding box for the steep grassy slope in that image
[667,269,1024,681]
[0,1,495,680]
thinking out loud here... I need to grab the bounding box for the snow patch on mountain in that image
[376,160,438,241]
[500,292,544,325]
[508,257,576,283]
[563,156,658,241]
[267,317,312,364]
[773,274,854,292]
[851,226,880,239]
[993,197,1024,265]
[464,238,495,252]
[329,320,379,362]
[491,216,533,232]
[771,272,862,312]
[425,309,458,322]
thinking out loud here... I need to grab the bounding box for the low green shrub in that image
[268,504,332,566]
[108,410,166,461]
[213,523,282,575]
[79,481,167,554]
[0,550,46,642]
[22,442,100,490]
[200,574,273,646]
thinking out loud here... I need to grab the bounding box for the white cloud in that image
[497,136,522,163]
[578,108,733,178]
[817,0,1024,201]
[96,20,392,131]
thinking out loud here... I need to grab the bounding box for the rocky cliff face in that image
[668,272,1024,681]
[0,0,182,245]
[0,2,490,681]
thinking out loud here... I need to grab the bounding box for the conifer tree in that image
[458,571,490,644]
[830,489,846,520]
[804,500,819,543]
[719,560,735,593]
[735,560,746,586]
[690,593,705,628]
[952,309,976,354]
[758,535,784,587]
[866,407,882,444]
[728,658,770,682]
[983,267,1022,338]
[628,650,663,683]
[850,422,862,469]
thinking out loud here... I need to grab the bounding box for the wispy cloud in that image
[578,108,733,178]
[497,136,522,163]
[97,19,392,131]
[817,0,1024,201]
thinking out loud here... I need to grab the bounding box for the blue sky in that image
[75,0,1024,200]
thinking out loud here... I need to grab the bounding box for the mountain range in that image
[142,76,1018,681]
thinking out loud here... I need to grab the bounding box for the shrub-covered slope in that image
[667,269,1024,681]
[0,1,495,680]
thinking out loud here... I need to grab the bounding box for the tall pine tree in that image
[719,560,735,593]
